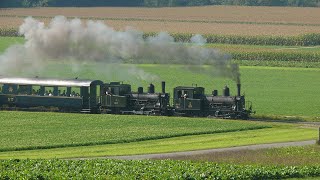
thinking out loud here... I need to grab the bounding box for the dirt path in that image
[73,140,316,160]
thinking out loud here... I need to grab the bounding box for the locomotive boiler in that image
[100,81,172,115]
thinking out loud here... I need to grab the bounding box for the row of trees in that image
[1,0,319,7]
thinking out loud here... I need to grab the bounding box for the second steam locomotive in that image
[101,81,252,119]
[0,77,253,119]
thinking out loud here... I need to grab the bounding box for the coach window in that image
[69,87,80,97]
[119,86,129,95]
[44,87,54,96]
[177,90,182,98]
[0,84,2,94]
[4,84,17,94]
[18,85,32,95]
[58,87,67,96]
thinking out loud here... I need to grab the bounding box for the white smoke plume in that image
[190,34,207,46]
[0,16,240,83]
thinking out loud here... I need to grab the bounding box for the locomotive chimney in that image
[138,87,143,94]
[212,90,218,96]
[223,85,230,96]
[237,83,241,96]
[161,81,166,93]
[148,83,155,93]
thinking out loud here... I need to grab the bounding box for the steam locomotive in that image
[0,77,253,119]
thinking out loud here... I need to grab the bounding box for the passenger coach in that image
[0,77,103,113]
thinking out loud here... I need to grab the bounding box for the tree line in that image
[1,0,319,8]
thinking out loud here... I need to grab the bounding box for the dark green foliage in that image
[144,32,320,46]
[0,159,320,179]
[0,28,20,37]
[231,51,320,62]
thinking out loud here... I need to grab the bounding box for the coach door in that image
[89,81,103,113]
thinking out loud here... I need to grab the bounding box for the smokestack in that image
[237,83,241,96]
[223,85,230,96]
[212,90,218,96]
[138,87,143,94]
[162,81,166,93]
[148,83,155,93]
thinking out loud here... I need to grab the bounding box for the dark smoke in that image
[0,16,240,83]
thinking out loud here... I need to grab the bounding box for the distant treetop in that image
[1,0,320,8]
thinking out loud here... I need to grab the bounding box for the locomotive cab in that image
[101,82,131,112]
[173,86,205,115]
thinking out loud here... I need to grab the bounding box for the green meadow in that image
[0,111,316,159]
[0,111,268,152]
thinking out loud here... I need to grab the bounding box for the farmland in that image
[0,119,315,159]
[0,111,268,152]
[1,6,320,25]
[1,159,320,179]
[0,5,320,179]
[2,6,320,36]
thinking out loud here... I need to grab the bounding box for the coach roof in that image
[0,77,103,87]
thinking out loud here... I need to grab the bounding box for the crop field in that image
[2,16,320,36]
[1,6,320,24]
[2,6,320,36]
[1,159,320,179]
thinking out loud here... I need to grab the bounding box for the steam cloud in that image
[0,16,240,83]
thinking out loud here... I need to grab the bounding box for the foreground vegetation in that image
[1,159,320,179]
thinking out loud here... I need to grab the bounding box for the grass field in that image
[2,6,320,35]
[0,111,268,152]
[168,145,320,166]
[0,111,316,159]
